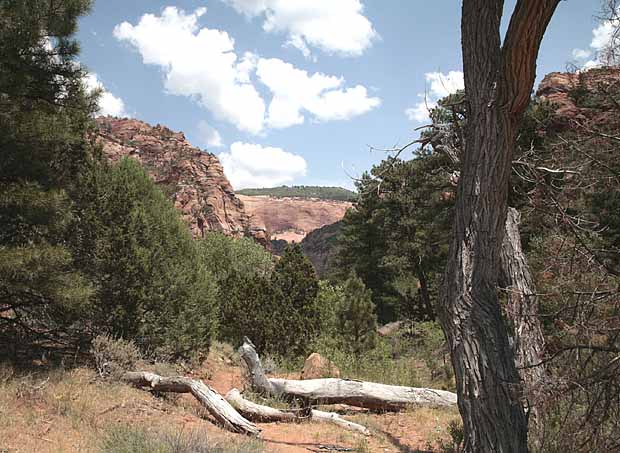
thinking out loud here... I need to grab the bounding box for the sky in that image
[78,0,604,190]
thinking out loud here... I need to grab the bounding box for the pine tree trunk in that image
[438,2,560,452]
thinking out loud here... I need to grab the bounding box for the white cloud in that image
[219,141,307,189]
[405,71,464,123]
[84,73,128,117]
[573,10,620,69]
[572,48,592,60]
[221,0,377,57]
[113,6,266,134]
[256,58,380,128]
[113,6,378,133]
[197,120,223,148]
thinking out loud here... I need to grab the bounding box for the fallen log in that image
[239,337,457,411]
[225,388,370,435]
[123,371,260,436]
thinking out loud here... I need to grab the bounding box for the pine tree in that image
[337,273,378,356]
[0,0,96,358]
[271,244,321,357]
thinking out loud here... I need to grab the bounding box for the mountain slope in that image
[95,117,268,245]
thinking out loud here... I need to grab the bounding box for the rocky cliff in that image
[95,117,268,245]
[536,67,620,128]
[237,194,352,243]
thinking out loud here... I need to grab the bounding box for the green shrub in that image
[336,274,378,356]
[73,158,218,359]
[219,244,321,358]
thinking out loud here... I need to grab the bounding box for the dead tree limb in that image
[225,389,371,435]
[238,338,457,411]
[123,371,260,436]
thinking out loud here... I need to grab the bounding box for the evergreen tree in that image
[0,0,96,357]
[72,158,218,358]
[335,152,454,324]
[336,274,378,356]
[271,244,321,357]
[218,244,321,357]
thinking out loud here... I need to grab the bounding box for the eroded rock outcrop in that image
[537,67,620,129]
[237,194,351,244]
[95,117,268,245]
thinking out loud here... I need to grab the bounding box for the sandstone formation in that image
[301,353,341,380]
[95,117,268,245]
[237,194,351,243]
[536,67,620,128]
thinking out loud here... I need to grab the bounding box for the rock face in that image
[301,353,341,380]
[237,195,351,243]
[299,221,343,277]
[536,68,620,128]
[95,117,268,245]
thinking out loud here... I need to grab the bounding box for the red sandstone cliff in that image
[95,117,268,245]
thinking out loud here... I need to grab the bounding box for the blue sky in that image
[78,0,602,190]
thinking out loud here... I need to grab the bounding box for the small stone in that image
[301,353,340,379]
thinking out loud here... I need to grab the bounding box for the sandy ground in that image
[0,351,459,453]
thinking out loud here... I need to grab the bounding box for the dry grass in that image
[0,364,262,453]
[0,342,461,453]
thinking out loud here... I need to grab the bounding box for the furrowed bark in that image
[439,1,560,451]
[123,371,260,436]
[239,338,456,411]
[225,389,371,435]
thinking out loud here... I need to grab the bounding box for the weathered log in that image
[123,371,260,436]
[239,338,457,411]
[311,409,371,436]
[225,388,296,423]
[225,388,370,435]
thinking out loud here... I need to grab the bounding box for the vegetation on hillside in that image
[237,185,357,201]
[2,0,620,451]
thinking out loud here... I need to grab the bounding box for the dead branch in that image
[238,337,457,411]
[122,371,260,436]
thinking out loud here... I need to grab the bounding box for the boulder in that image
[301,353,340,380]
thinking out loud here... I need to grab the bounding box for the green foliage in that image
[72,158,218,358]
[335,152,453,323]
[0,0,96,357]
[198,232,273,284]
[237,185,357,201]
[219,244,321,357]
[336,274,378,356]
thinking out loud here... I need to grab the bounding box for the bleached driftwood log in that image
[225,388,296,423]
[225,388,370,435]
[239,337,457,411]
[123,371,260,436]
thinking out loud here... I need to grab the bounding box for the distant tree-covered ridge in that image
[237,185,357,201]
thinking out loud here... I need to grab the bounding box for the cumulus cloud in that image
[219,142,307,189]
[197,120,223,148]
[257,58,380,128]
[84,73,128,117]
[405,71,464,123]
[572,10,620,69]
[113,7,379,134]
[113,6,266,134]
[221,0,377,57]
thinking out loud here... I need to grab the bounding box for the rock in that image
[94,117,268,246]
[301,353,340,380]
[536,68,620,131]
[237,194,351,244]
